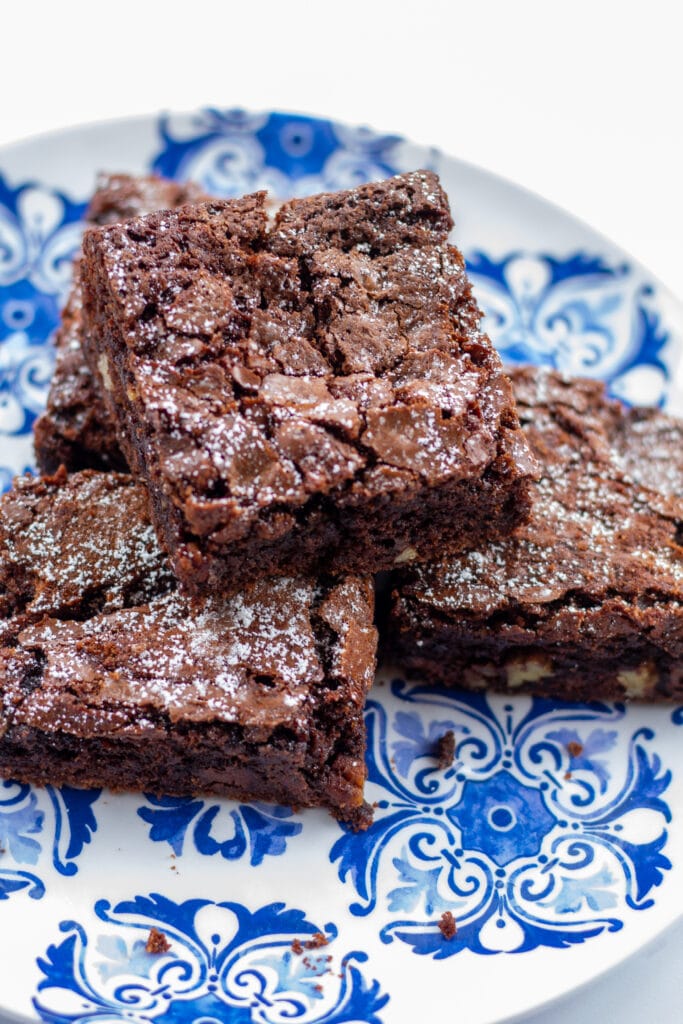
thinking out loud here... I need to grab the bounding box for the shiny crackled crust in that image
[34,174,208,474]
[80,171,536,594]
[0,470,377,818]
[386,367,683,702]
[0,467,174,646]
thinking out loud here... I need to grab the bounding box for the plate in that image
[0,109,682,1024]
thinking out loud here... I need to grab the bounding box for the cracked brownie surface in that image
[0,467,173,646]
[81,171,536,593]
[386,366,683,702]
[0,470,376,819]
[34,174,208,474]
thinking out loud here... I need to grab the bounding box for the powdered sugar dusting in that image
[407,370,683,616]
[1,470,376,746]
[83,172,532,560]
[0,472,172,625]
[13,577,333,733]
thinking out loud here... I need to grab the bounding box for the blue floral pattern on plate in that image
[33,894,388,1023]
[469,252,672,405]
[152,108,412,197]
[138,796,302,865]
[331,682,672,957]
[0,175,85,483]
[0,781,100,900]
[0,107,681,1023]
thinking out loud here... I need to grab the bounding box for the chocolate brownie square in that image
[386,366,683,702]
[0,470,376,819]
[34,174,207,474]
[80,171,537,594]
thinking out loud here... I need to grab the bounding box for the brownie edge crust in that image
[80,171,537,595]
[0,470,377,821]
[386,367,683,703]
[33,174,208,474]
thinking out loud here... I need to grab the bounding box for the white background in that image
[1,1,681,1020]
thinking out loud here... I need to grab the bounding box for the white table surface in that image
[0,2,681,1020]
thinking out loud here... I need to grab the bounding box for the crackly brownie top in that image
[83,171,528,541]
[271,171,454,257]
[87,173,208,226]
[609,405,683,512]
[396,367,683,620]
[3,577,376,739]
[0,468,173,644]
[0,470,376,735]
[35,174,210,472]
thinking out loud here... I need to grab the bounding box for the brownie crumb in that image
[292,934,329,955]
[435,730,456,769]
[145,928,171,954]
[566,741,584,758]
[314,983,323,994]
[342,800,374,832]
[438,911,457,940]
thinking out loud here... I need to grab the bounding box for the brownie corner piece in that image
[33,264,127,474]
[80,172,537,594]
[0,574,377,820]
[34,173,210,475]
[270,168,455,256]
[386,366,683,703]
[86,172,208,227]
[0,469,377,819]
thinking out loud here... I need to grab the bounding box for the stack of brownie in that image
[1,170,681,824]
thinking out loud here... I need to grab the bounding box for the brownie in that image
[610,405,683,512]
[85,174,208,228]
[80,171,537,595]
[0,467,173,646]
[0,470,377,819]
[386,366,683,702]
[34,174,208,474]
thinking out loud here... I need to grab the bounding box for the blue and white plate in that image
[0,110,682,1024]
